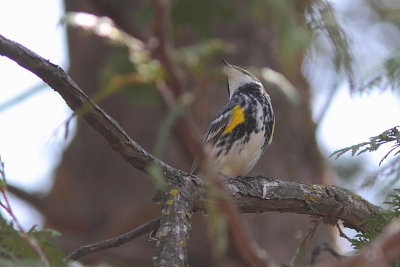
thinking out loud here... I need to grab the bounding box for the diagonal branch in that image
[0,33,382,264]
[66,218,160,261]
[6,184,44,209]
[0,33,173,178]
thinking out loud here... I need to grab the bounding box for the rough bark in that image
[153,175,195,266]
[66,218,160,261]
[60,3,331,265]
[0,33,382,266]
[2,1,348,265]
[65,175,380,261]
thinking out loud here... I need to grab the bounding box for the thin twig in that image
[289,216,322,266]
[315,218,400,267]
[0,158,50,267]
[59,174,380,261]
[6,184,43,207]
[0,33,175,178]
[66,218,160,261]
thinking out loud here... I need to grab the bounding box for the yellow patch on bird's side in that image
[222,105,245,135]
[268,119,275,143]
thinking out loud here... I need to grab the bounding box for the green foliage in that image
[65,12,162,82]
[306,0,354,88]
[0,258,47,267]
[101,47,160,107]
[0,217,33,260]
[351,212,388,250]
[0,159,65,266]
[351,193,400,267]
[385,52,400,90]
[361,50,400,92]
[331,126,400,165]
[28,228,64,266]
[0,217,65,266]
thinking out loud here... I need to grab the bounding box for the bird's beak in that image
[223,59,233,77]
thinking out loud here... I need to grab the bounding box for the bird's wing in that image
[190,102,238,174]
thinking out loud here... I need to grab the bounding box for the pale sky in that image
[0,0,72,227]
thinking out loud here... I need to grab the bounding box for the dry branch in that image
[66,218,160,261]
[225,176,380,233]
[153,175,196,266]
[0,34,173,177]
[0,33,382,265]
[65,175,380,261]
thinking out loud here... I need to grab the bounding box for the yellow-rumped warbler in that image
[191,60,275,177]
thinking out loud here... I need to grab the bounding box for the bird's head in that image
[223,60,263,98]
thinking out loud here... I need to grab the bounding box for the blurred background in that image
[0,0,399,266]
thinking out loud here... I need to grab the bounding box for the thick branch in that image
[153,175,196,266]
[224,176,381,233]
[0,34,382,263]
[0,33,380,234]
[64,175,381,261]
[0,33,173,177]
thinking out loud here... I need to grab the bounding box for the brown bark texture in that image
[27,0,337,265]
[0,30,381,266]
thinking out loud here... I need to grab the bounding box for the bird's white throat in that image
[226,66,262,98]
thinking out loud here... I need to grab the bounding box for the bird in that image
[191,60,275,177]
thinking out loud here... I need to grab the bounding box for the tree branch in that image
[63,175,381,261]
[152,1,274,265]
[6,184,44,209]
[66,218,160,261]
[153,174,196,266]
[0,33,174,178]
[224,176,381,233]
[0,33,382,264]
